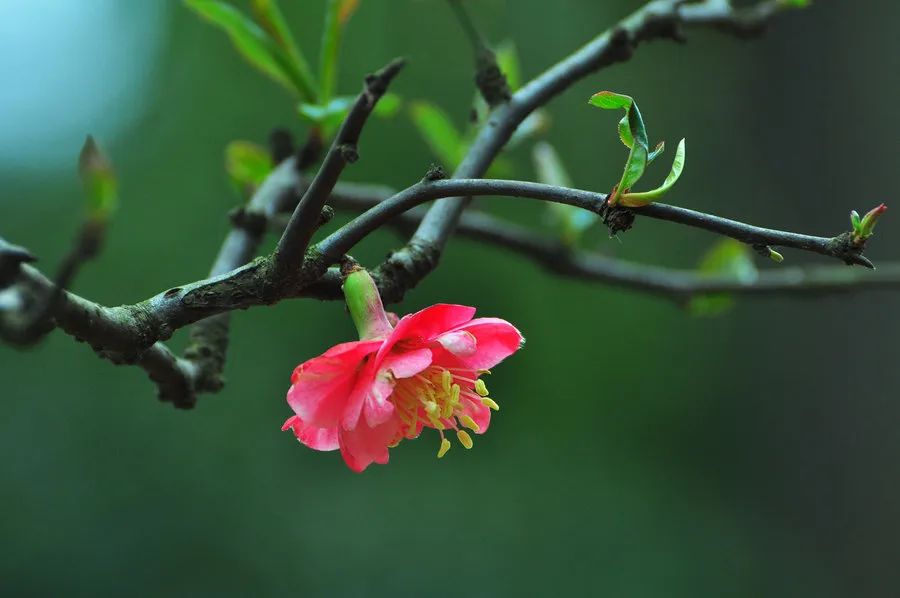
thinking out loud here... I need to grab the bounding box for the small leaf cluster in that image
[186,0,396,137]
[409,42,547,175]
[850,204,888,245]
[589,91,685,208]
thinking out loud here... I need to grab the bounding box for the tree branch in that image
[310,179,877,297]
[181,155,303,404]
[314,181,900,298]
[273,57,406,274]
[1,262,201,404]
[169,57,404,406]
[378,0,801,302]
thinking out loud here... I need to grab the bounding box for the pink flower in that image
[282,269,523,472]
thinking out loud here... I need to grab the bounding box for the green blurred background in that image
[2,1,898,595]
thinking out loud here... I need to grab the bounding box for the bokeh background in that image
[2,1,898,595]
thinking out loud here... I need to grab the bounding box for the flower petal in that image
[384,304,476,352]
[287,339,381,429]
[444,318,524,370]
[282,415,340,451]
[382,347,433,379]
[363,370,396,427]
[461,395,492,435]
[338,417,401,472]
[360,347,433,428]
[436,330,477,357]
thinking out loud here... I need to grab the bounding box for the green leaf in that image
[688,294,734,317]
[698,239,758,281]
[620,138,686,207]
[533,142,596,245]
[300,93,401,139]
[589,91,651,205]
[689,239,758,317]
[494,40,521,91]
[373,92,402,118]
[850,210,862,233]
[249,0,316,94]
[319,0,360,104]
[185,0,316,100]
[617,115,634,149]
[647,140,665,164]
[78,136,117,222]
[225,140,273,196]
[856,203,888,240]
[619,141,648,197]
[409,101,465,169]
[299,97,353,125]
[778,0,811,8]
[589,91,631,111]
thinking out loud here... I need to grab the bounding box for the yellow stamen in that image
[391,365,498,449]
[442,384,458,418]
[441,369,452,394]
[481,397,500,411]
[437,437,451,458]
[460,414,480,432]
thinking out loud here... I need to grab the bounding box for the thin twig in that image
[315,179,874,277]
[273,58,406,274]
[446,0,510,105]
[320,185,900,299]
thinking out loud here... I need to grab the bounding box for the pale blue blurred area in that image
[0,0,169,174]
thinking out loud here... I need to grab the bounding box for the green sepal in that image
[342,267,393,340]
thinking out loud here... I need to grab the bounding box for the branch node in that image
[474,51,512,107]
[339,144,359,164]
[447,0,510,106]
[828,232,875,269]
[422,164,448,182]
[600,201,636,236]
[318,205,335,228]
